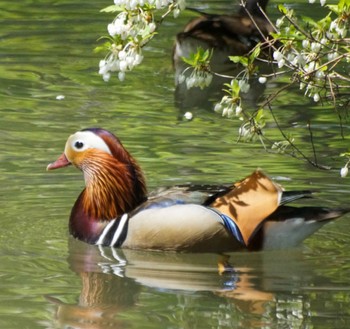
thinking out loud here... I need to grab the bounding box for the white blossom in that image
[238,126,249,138]
[173,8,181,18]
[186,76,195,89]
[222,105,229,117]
[277,59,285,68]
[330,20,338,31]
[118,71,125,81]
[311,42,321,52]
[184,70,213,90]
[100,0,186,81]
[119,60,128,72]
[103,72,111,82]
[238,79,250,93]
[177,74,185,84]
[184,111,193,120]
[340,166,348,178]
[118,50,127,60]
[305,61,317,73]
[320,38,327,45]
[113,0,175,10]
[148,22,156,33]
[315,70,325,79]
[276,18,283,28]
[273,50,283,61]
[302,40,310,49]
[337,27,346,38]
[177,0,186,10]
[327,51,338,61]
[205,73,213,86]
[258,76,267,84]
[214,102,223,113]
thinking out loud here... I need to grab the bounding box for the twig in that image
[328,74,345,139]
[268,104,330,169]
[307,121,318,166]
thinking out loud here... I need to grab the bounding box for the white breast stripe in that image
[96,219,116,245]
[110,213,129,247]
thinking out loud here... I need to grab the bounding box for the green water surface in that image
[1,0,350,328]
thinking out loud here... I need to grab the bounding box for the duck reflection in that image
[173,0,275,113]
[48,240,140,328]
[48,239,315,328]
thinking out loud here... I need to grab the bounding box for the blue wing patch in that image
[219,213,245,246]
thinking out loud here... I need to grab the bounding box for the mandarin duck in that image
[173,0,274,72]
[173,0,275,110]
[47,128,348,252]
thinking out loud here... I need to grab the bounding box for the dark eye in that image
[74,141,84,149]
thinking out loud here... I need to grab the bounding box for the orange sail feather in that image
[211,170,282,246]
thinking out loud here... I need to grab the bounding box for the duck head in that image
[47,128,147,242]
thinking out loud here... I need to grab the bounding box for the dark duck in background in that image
[173,0,275,112]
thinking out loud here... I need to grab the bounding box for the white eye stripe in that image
[66,131,112,155]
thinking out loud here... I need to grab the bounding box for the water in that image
[1,0,350,328]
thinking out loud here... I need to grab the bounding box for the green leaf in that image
[94,41,112,53]
[229,56,248,66]
[277,4,288,15]
[101,5,122,13]
[181,55,195,66]
[327,0,347,14]
[252,108,266,129]
[230,79,240,96]
[255,108,264,121]
[301,16,317,27]
[201,49,211,62]
[249,45,261,61]
[181,47,212,67]
[229,56,240,63]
